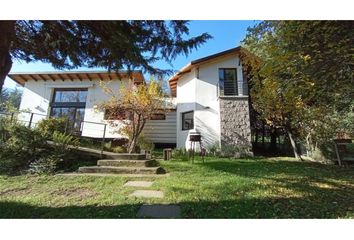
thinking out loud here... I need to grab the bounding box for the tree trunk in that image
[0,21,15,93]
[127,116,146,154]
[286,128,302,161]
[261,122,265,147]
[269,127,277,151]
[128,136,137,153]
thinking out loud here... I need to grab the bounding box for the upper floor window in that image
[219,68,238,96]
[182,111,194,130]
[53,89,88,103]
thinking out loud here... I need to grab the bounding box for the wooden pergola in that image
[8,71,145,86]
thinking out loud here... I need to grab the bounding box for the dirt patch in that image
[0,187,31,197]
[51,187,99,200]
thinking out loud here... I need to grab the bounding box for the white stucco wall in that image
[176,70,197,148]
[175,54,246,150]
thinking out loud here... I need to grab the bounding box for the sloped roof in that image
[168,46,241,97]
[8,70,145,86]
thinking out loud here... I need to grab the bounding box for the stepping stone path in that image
[130,190,164,198]
[123,180,181,218]
[137,204,181,219]
[124,181,153,187]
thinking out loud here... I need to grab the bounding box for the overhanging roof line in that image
[7,71,145,86]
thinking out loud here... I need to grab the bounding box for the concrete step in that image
[97,159,157,167]
[104,153,147,160]
[72,146,147,160]
[78,166,166,175]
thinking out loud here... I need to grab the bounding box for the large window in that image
[219,68,238,96]
[182,111,194,130]
[50,88,88,132]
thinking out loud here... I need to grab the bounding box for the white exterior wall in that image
[176,71,197,148]
[176,54,246,150]
[19,78,176,143]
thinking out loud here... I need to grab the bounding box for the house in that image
[8,46,252,153]
[7,71,177,147]
[169,46,252,154]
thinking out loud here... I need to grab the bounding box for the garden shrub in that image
[0,121,48,173]
[28,155,61,174]
[137,135,154,152]
[172,148,189,161]
[29,131,79,174]
[36,117,67,138]
[208,142,221,157]
[111,146,126,153]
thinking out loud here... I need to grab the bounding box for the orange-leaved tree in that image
[100,79,167,153]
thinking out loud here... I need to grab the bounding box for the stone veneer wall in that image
[219,97,253,155]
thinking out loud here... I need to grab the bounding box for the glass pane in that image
[224,69,237,81]
[51,107,76,121]
[74,108,85,131]
[182,111,194,130]
[54,89,87,103]
[218,69,225,81]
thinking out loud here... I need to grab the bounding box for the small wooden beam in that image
[75,74,83,81]
[18,75,27,83]
[97,73,104,81]
[46,74,55,81]
[86,73,92,81]
[65,74,74,81]
[115,72,120,80]
[56,74,64,82]
[36,74,46,81]
[28,74,37,81]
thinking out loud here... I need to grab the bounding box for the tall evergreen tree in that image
[0,20,212,92]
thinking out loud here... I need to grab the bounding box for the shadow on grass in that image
[202,159,354,180]
[0,201,141,218]
[0,192,353,218]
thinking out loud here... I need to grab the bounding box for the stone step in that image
[104,153,147,160]
[78,166,166,175]
[97,159,157,167]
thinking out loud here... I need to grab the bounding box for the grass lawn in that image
[0,157,353,218]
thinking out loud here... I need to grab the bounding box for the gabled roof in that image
[8,70,145,86]
[168,46,241,97]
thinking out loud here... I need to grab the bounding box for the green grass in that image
[0,157,353,218]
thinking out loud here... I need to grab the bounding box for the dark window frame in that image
[181,111,194,131]
[50,88,88,132]
[50,88,88,108]
[218,68,238,96]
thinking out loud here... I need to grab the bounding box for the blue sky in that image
[5,20,256,89]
